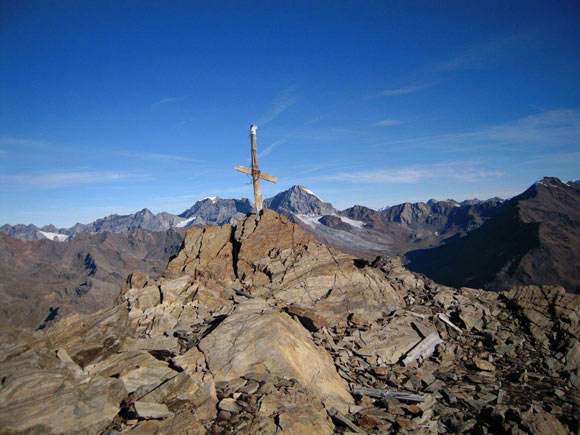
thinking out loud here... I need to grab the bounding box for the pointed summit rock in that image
[179,197,253,225]
[265,185,336,216]
[166,209,405,325]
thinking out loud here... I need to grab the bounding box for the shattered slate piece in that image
[134,402,173,420]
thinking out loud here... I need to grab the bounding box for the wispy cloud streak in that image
[115,151,201,162]
[0,170,146,189]
[367,83,434,99]
[151,96,187,108]
[311,161,503,184]
[435,34,528,71]
[375,110,580,151]
[373,119,404,127]
[259,136,291,159]
[259,88,299,126]
[0,136,50,148]
[304,113,329,125]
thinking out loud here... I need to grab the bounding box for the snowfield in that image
[176,216,197,228]
[338,216,366,228]
[299,186,323,201]
[39,231,70,242]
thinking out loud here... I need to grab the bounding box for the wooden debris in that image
[327,407,365,433]
[437,313,463,334]
[56,348,85,379]
[352,385,425,403]
[497,389,506,405]
[402,332,443,366]
[233,288,255,299]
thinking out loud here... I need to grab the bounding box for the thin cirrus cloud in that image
[312,161,503,184]
[373,119,404,127]
[258,88,299,126]
[367,82,434,99]
[259,136,291,159]
[151,96,187,108]
[115,151,202,162]
[434,34,528,72]
[0,136,51,148]
[0,170,146,189]
[375,109,580,151]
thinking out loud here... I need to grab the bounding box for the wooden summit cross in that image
[235,124,277,217]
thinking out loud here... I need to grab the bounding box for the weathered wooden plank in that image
[402,332,443,366]
[438,313,463,334]
[259,171,277,183]
[234,288,255,299]
[56,348,85,379]
[352,385,425,403]
[234,166,252,175]
[497,389,506,404]
[327,407,364,433]
[250,126,263,213]
[235,125,277,218]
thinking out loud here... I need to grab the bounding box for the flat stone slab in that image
[134,402,173,420]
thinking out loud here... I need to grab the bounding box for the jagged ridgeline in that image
[1,210,578,433]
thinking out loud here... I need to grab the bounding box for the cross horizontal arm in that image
[234,166,277,183]
[259,172,277,183]
[234,166,251,175]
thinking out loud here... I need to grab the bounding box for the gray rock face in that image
[265,185,336,216]
[382,197,503,236]
[179,197,253,225]
[1,198,253,241]
[69,208,185,234]
[0,223,44,241]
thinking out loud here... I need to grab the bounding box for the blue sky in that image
[1,1,579,227]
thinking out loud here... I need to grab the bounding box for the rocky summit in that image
[1,210,579,434]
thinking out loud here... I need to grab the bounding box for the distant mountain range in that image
[1,177,578,329]
[0,185,505,259]
[0,197,253,242]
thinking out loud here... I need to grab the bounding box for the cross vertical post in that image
[250,124,263,213]
[234,124,277,219]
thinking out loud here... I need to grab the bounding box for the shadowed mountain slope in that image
[0,229,185,329]
[406,177,580,293]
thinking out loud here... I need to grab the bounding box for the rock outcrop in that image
[0,210,579,433]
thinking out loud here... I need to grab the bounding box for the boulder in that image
[129,409,205,434]
[134,402,173,420]
[44,304,130,368]
[0,368,126,434]
[165,224,235,286]
[199,300,353,409]
[258,389,335,434]
[358,312,429,364]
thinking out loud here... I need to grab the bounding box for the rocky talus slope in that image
[0,210,578,434]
